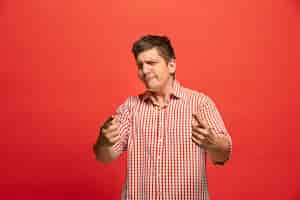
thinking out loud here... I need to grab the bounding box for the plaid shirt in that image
[112,80,232,200]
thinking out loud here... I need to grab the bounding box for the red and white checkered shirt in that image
[112,80,232,200]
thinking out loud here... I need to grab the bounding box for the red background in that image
[1,0,300,199]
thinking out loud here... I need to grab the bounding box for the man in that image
[93,35,232,200]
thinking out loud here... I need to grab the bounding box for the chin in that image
[146,84,160,92]
[144,79,163,91]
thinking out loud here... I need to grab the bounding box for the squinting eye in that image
[137,63,142,69]
[147,61,156,65]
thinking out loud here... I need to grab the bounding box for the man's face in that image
[136,48,176,92]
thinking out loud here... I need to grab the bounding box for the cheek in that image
[137,70,144,79]
[157,68,168,79]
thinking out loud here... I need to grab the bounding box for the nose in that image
[141,63,151,74]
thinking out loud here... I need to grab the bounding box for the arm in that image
[93,116,122,163]
[93,99,132,163]
[93,130,122,163]
[192,117,232,165]
[192,95,232,165]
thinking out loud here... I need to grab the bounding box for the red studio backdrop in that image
[1,1,299,199]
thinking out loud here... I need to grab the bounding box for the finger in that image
[198,120,210,129]
[101,134,119,145]
[106,115,115,124]
[192,135,211,149]
[196,128,215,144]
[105,133,120,144]
[205,128,217,144]
[105,123,119,132]
[192,126,209,137]
[209,128,217,136]
[192,136,205,148]
[192,113,202,125]
[205,135,215,144]
[101,119,119,135]
[192,114,209,129]
[101,125,117,135]
[192,130,206,141]
[105,130,119,138]
[192,116,199,127]
[108,135,121,144]
[101,127,118,140]
[111,116,119,124]
[192,128,214,145]
[191,135,201,145]
[102,116,115,128]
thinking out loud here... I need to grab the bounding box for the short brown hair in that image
[131,35,176,63]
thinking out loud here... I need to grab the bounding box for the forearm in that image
[207,135,232,165]
[93,136,120,163]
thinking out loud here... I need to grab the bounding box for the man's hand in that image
[93,116,121,163]
[191,113,218,150]
[98,116,120,147]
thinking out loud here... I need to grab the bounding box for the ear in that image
[168,59,176,74]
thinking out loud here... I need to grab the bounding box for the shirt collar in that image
[139,79,184,102]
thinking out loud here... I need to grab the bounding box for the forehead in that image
[136,48,163,62]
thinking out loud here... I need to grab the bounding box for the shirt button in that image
[157,156,161,160]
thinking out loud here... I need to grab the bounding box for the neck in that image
[149,78,174,107]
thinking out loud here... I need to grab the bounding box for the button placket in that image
[156,107,165,197]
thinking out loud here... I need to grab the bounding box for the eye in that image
[146,61,156,65]
[137,63,143,69]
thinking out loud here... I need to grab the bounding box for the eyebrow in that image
[138,58,160,63]
[137,59,158,66]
